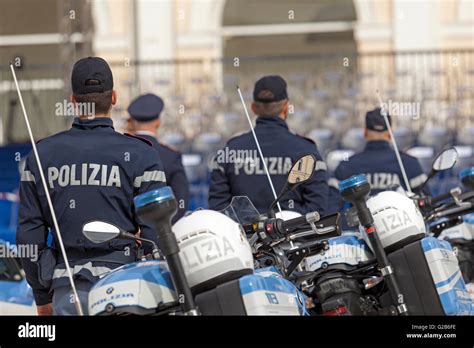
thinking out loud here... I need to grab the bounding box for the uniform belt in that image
[57,249,136,265]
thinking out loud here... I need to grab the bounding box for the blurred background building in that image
[0,0,473,222]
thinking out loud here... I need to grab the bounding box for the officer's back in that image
[127,93,190,223]
[328,108,428,213]
[208,75,328,215]
[31,119,162,249]
[16,57,166,315]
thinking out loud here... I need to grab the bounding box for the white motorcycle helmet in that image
[362,191,426,251]
[172,210,254,292]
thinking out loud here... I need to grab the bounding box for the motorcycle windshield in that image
[220,196,261,225]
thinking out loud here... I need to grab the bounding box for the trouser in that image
[52,279,93,316]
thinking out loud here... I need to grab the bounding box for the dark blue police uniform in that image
[16,57,166,312]
[128,94,189,223]
[208,76,328,215]
[328,108,428,213]
[17,117,166,307]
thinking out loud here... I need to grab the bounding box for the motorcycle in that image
[83,154,325,316]
[253,148,474,316]
[82,149,474,316]
[312,147,474,315]
[416,165,474,289]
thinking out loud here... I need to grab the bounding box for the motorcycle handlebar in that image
[254,211,339,244]
[460,191,474,202]
[434,202,473,219]
[280,212,320,232]
[419,188,473,215]
[426,190,474,219]
[430,191,453,205]
[287,225,338,241]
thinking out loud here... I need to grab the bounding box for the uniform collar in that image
[133,131,159,147]
[365,140,392,151]
[72,117,114,130]
[255,116,288,130]
[135,130,156,137]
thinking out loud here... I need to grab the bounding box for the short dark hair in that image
[74,79,112,115]
[253,90,287,117]
[74,91,112,115]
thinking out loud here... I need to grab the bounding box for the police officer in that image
[127,93,189,222]
[208,75,329,215]
[328,107,428,212]
[16,57,166,315]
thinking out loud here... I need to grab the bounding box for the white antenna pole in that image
[237,86,282,213]
[376,90,412,194]
[10,64,84,315]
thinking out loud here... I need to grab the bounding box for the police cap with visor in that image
[128,93,164,122]
[365,107,392,132]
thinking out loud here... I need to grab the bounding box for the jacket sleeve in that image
[326,162,348,214]
[16,155,51,305]
[208,153,232,211]
[133,149,166,245]
[300,152,329,215]
[169,153,190,223]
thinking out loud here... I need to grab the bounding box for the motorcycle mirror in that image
[269,154,316,216]
[287,154,316,185]
[82,221,121,244]
[432,147,458,172]
[419,147,459,193]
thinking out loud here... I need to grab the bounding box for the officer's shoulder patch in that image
[124,133,153,146]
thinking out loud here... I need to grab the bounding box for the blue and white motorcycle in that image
[83,155,322,316]
[281,148,474,316]
[420,166,474,295]
[182,148,474,316]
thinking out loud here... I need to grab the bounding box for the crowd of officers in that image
[16,57,428,315]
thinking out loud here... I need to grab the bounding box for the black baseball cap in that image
[71,57,114,95]
[253,75,288,103]
[366,107,392,132]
